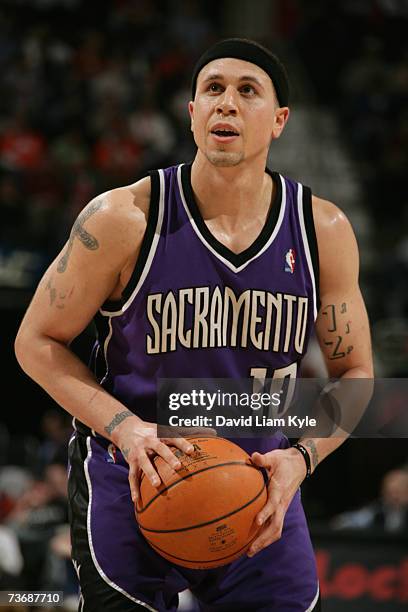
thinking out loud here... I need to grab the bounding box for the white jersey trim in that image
[177,164,287,273]
[297,183,318,320]
[83,437,158,612]
[305,584,320,611]
[99,169,166,317]
[99,317,113,385]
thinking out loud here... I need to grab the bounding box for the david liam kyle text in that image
[166,414,317,428]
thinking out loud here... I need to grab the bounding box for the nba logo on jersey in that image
[285,248,296,273]
[106,443,117,463]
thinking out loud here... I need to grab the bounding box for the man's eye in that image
[209,83,222,92]
[241,85,255,95]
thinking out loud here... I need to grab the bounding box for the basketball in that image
[135,437,267,569]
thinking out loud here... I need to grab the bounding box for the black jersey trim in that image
[68,435,158,611]
[99,171,161,313]
[302,186,321,312]
[180,162,282,269]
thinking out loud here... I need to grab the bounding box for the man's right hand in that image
[109,412,196,503]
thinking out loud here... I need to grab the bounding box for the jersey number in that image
[250,363,297,417]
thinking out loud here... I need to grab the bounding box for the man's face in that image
[189,57,289,167]
[382,470,408,508]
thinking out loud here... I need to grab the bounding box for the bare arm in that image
[298,196,374,471]
[15,178,193,500]
[248,196,373,556]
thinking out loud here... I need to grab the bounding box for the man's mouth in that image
[211,129,239,137]
[210,127,240,142]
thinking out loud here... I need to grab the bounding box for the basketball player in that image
[15,39,373,611]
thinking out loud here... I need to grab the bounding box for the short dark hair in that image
[191,38,289,106]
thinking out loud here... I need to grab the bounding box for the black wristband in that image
[292,443,312,478]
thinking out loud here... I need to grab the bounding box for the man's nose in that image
[216,85,238,115]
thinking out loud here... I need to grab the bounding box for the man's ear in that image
[271,107,290,140]
[188,101,194,132]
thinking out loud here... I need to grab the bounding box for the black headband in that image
[191,38,289,107]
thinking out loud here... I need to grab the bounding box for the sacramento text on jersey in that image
[146,286,309,354]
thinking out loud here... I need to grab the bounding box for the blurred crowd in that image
[0,0,221,286]
[1,0,407,373]
[290,0,408,373]
[331,465,408,533]
[0,410,78,610]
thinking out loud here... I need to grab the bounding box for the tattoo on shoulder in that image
[322,302,354,360]
[104,409,134,436]
[303,440,319,471]
[57,199,103,273]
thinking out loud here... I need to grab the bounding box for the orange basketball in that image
[135,437,267,569]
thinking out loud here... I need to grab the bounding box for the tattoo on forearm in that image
[121,447,130,459]
[322,303,353,359]
[303,440,319,471]
[104,410,134,436]
[57,199,102,273]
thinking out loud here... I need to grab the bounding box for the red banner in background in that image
[312,529,408,611]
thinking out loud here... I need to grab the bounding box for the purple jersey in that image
[70,164,320,611]
[90,164,318,441]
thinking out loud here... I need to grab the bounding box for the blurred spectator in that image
[37,409,72,471]
[93,118,143,183]
[0,112,46,172]
[51,128,89,173]
[48,525,79,610]
[0,524,24,589]
[331,467,408,532]
[129,98,176,168]
[0,466,33,521]
[6,459,69,590]
[90,56,131,107]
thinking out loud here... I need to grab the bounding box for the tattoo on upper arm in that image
[45,276,75,309]
[57,199,102,273]
[321,303,354,360]
[46,278,56,305]
[104,409,134,436]
[323,304,337,332]
[324,336,354,360]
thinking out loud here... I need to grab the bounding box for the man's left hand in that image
[247,447,308,557]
